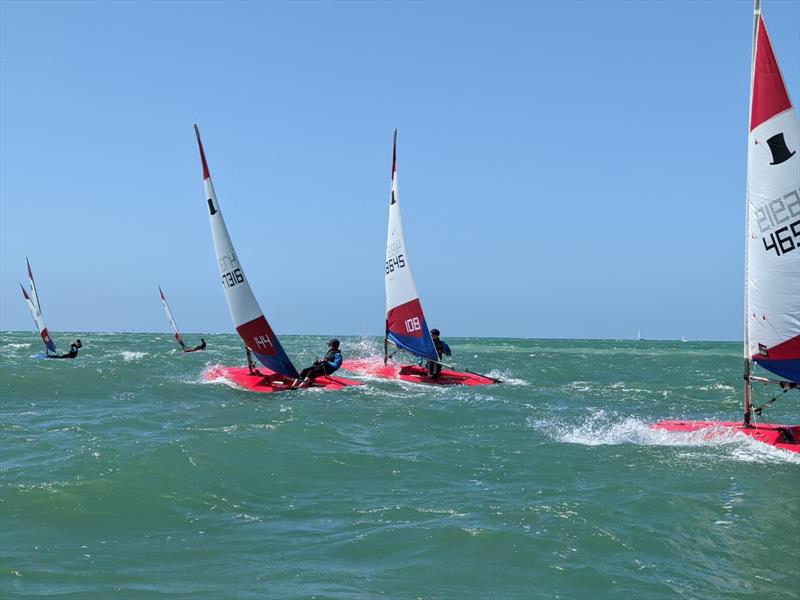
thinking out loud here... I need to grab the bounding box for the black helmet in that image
[75,339,83,348]
[328,338,340,348]
[430,329,440,336]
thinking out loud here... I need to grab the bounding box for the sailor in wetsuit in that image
[293,339,343,388]
[49,339,82,359]
[185,338,207,353]
[426,329,451,379]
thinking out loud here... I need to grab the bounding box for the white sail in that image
[745,5,800,384]
[159,286,186,349]
[19,260,57,354]
[194,125,299,379]
[384,130,439,362]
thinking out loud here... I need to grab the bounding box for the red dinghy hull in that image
[653,420,800,453]
[342,359,498,386]
[204,365,363,393]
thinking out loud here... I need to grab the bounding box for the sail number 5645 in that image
[762,220,800,257]
[222,268,244,288]
[386,254,406,274]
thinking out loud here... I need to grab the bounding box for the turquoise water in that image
[1,333,798,599]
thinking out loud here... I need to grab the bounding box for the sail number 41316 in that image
[762,220,800,256]
[222,268,244,288]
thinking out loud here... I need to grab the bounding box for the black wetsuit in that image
[185,340,207,353]
[299,348,342,381]
[50,344,79,359]
[426,338,451,378]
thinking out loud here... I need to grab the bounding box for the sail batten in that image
[384,130,440,363]
[194,125,299,379]
[745,10,800,384]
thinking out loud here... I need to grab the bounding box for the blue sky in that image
[1,0,798,340]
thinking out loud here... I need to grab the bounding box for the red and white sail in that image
[159,286,186,350]
[20,259,57,354]
[384,130,439,362]
[194,125,299,379]
[745,6,800,383]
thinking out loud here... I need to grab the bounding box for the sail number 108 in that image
[762,220,800,257]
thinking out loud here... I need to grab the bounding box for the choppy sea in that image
[1,332,798,599]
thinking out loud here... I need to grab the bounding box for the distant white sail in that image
[159,286,186,349]
[19,259,56,354]
[194,125,299,379]
[745,8,800,384]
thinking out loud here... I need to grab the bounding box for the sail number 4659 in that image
[386,254,406,274]
[762,220,800,257]
[222,268,244,288]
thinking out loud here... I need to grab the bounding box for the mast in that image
[742,0,761,426]
[384,129,398,365]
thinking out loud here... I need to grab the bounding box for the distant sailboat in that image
[159,286,186,350]
[656,1,799,452]
[194,125,360,392]
[19,259,58,357]
[637,328,642,341]
[343,130,499,386]
[681,334,687,343]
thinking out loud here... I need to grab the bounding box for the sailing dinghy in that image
[19,258,59,359]
[655,1,799,452]
[342,130,500,386]
[159,286,200,351]
[194,125,361,393]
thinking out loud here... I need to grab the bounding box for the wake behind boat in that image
[342,130,500,387]
[655,1,799,453]
[344,359,498,386]
[193,125,361,393]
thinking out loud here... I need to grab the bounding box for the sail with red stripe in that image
[745,7,800,383]
[159,286,186,350]
[194,125,299,379]
[384,130,439,362]
[20,259,57,354]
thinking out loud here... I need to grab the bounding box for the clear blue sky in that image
[1,0,798,340]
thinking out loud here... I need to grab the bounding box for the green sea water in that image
[1,332,798,599]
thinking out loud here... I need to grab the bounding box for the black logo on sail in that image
[766,132,795,165]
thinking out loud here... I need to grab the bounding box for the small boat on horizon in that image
[19,259,61,359]
[158,286,206,353]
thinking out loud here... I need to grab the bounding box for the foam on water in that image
[118,350,148,362]
[529,410,800,464]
